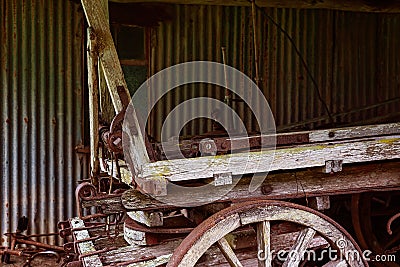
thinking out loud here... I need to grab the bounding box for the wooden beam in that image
[142,134,400,183]
[108,0,400,13]
[81,0,150,174]
[307,123,400,143]
[81,0,126,112]
[87,27,100,176]
[100,240,177,265]
[122,161,400,210]
[98,0,114,124]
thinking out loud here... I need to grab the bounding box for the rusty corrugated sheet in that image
[148,5,400,140]
[0,0,86,246]
[149,5,255,140]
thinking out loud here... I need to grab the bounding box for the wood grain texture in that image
[81,0,150,175]
[179,213,241,266]
[308,123,400,142]
[122,161,400,210]
[81,194,124,214]
[237,206,363,266]
[98,0,114,124]
[70,217,103,267]
[87,27,100,176]
[197,232,327,266]
[217,237,244,267]
[282,228,316,267]
[256,221,271,267]
[171,202,365,267]
[141,134,400,182]
[127,210,163,227]
[100,240,176,265]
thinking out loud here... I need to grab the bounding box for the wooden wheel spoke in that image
[257,221,271,267]
[282,227,316,267]
[168,201,366,267]
[217,237,243,267]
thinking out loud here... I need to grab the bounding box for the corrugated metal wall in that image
[0,0,86,246]
[149,5,400,140]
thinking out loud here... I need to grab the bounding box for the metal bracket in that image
[324,160,343,173]
[199,138,217,156]
[213,172,233,186]
[309,196,330,211]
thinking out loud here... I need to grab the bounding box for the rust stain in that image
[5,118,10,124]
[24,117,28,123]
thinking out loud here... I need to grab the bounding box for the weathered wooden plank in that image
[129,255,172,267]
[80,194,124,214]
[124,225,148,246]
[216,123,400,157]
[141,135,400,183]
[127,211,163,227]
[308,123,400,142]
[70,217,103,267]
[282,228,316,267]
[87,27,100,176]
[122,161,400,210]
[217,237,243,267]
[256,221,271,267]
[98,0,115,124]
[159,123,400,159]
[80,0,150,174]
[101,240,179,265]
[81,0,126,113]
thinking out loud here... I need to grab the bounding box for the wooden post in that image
[87,27,100,177]
[81,0,150,176]
[98,0,114,124]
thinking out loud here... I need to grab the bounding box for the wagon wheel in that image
[352,192,400,266]
[168,200,367,267]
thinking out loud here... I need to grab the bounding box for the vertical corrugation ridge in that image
[1,0,85,246]
[149,4,399,140]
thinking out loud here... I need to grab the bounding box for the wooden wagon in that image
[60,1,400,266]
